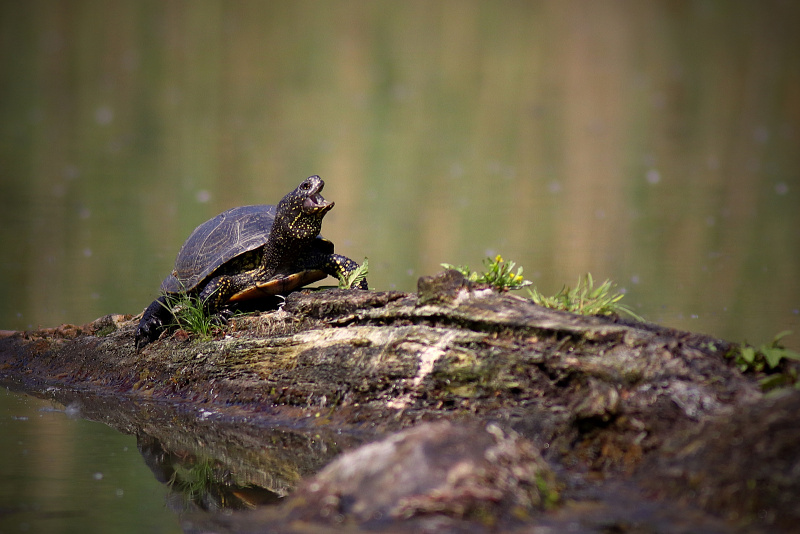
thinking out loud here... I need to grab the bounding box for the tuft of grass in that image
[441,255,532,292]
[161,292,218,341]
[339,257,369,289]
[528,273,643,321]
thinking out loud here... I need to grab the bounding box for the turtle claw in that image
[211,308,234,327]
[135,321,159,352]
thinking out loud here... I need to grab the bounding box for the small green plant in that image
[535,472,561,510]
[528,273,643,321]
[728,331,800,375]
[339,257,369,289]
[441,255,532,291]
[161,292,218,341]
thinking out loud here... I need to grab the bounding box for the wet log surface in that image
[1,271,797,533]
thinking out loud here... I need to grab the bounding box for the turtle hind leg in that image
[135,296,172,351]
[321,254,369,290]
[196,274,243,311]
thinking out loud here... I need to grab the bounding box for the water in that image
[1,1,798,349]
[0,382,359,533]
[0,1,799,531]
[0,388,181,534]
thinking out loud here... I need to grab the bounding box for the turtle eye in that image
[300,181,311,190]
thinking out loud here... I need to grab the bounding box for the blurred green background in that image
[1,0,798,350]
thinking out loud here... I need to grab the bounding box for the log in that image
[1,270,797,532]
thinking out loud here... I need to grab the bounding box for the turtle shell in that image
[160,204,330,297]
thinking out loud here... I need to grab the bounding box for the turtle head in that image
[280,175,334,216]
[275,175,334,240]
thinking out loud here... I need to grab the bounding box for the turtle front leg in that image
[321,254,369,290]
[135,296,172,351]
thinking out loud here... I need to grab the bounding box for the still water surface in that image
[0,388,181,533]
[1,1,799,532]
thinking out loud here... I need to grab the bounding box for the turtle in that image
[134,175,367,350]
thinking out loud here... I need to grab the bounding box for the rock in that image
[286,421,559,525]
[417,269,479,305]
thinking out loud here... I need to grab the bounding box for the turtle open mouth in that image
[303,186,334,213]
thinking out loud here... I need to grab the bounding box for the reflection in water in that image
[2,383,742,534]
[0,387,182,534]
[1,381,364,532]
[137,434,281,512]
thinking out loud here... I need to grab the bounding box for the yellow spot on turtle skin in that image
[291,211,304,230]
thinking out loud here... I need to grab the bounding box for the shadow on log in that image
[1,270,798,532]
